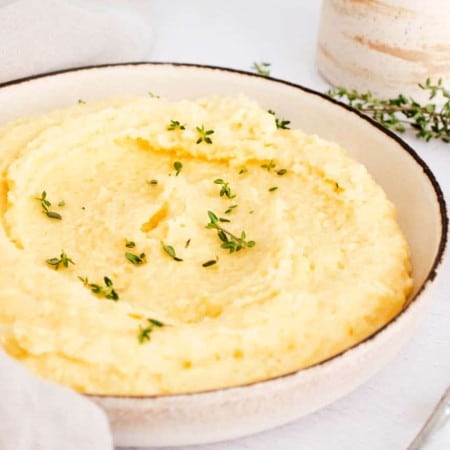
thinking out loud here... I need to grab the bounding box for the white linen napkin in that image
[0,1,154,448]
[0,0,154,83]
[0,350,113,450]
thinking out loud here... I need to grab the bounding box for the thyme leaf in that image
[225,204,238,214]
[161,242,183,261]
[202,257,218,267]
[173,161,183,176]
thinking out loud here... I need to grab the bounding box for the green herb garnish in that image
[45,211,62,220]
[261,160,276,171]
[185,238,191,248]
[148,92,160,98]
[125,240,136,248]
[147,179,158,185]
[202,257,218,267]
[214,179,236,199]
[225,204,238,214]
[124,240,146,264]
[268,109,291,129]
[161,242,183,261]
[173,161,183,176]
[46,250,75,270]
[167,120,186,131]
[268,186,278,192]
[327,78,450,142]
[334,181,344,193]
[79,276,119,301]
[206,210,255,253]
[251,61,271,77]
[196,125,214,144]
[36,191,62,220]
[276,169,287,176]
[138,318,164,343]
[239,167,248,175]
[125,252,146,265]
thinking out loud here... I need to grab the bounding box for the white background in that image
[129,1,450,449]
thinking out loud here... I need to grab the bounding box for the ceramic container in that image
[0,63,447,447]
[317,0,450,101]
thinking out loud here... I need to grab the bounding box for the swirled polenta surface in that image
[0,96,412,395]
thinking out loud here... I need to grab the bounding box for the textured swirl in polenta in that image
[0,96,412,395]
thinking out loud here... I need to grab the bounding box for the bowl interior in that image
[0,63,445,297]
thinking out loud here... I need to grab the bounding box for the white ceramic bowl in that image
[0,63,447,448]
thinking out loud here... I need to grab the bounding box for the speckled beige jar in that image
[317,0,450,100]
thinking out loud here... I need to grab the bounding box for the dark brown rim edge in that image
[1,62,447,400]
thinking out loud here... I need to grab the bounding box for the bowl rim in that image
[1,61,448,400]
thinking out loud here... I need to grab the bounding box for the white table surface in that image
[129,1,450,449]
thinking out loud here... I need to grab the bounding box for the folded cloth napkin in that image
[0,0,154,83]
[0,350,113,450]
[0,1,153,447]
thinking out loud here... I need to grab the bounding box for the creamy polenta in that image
[0,96,412,395]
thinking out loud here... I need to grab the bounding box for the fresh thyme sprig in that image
[79,276,119,301]
[196,125,214,144]
[206,211,255,253]
[46,250,75,270]
[327,78,450,142]
[251,61,271,77]
[167,120,186,131]
[138,318,164,343]
[267,109,290,129]
[214,179,236,199]
[161,242,183,261]
[36,191,62,220]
